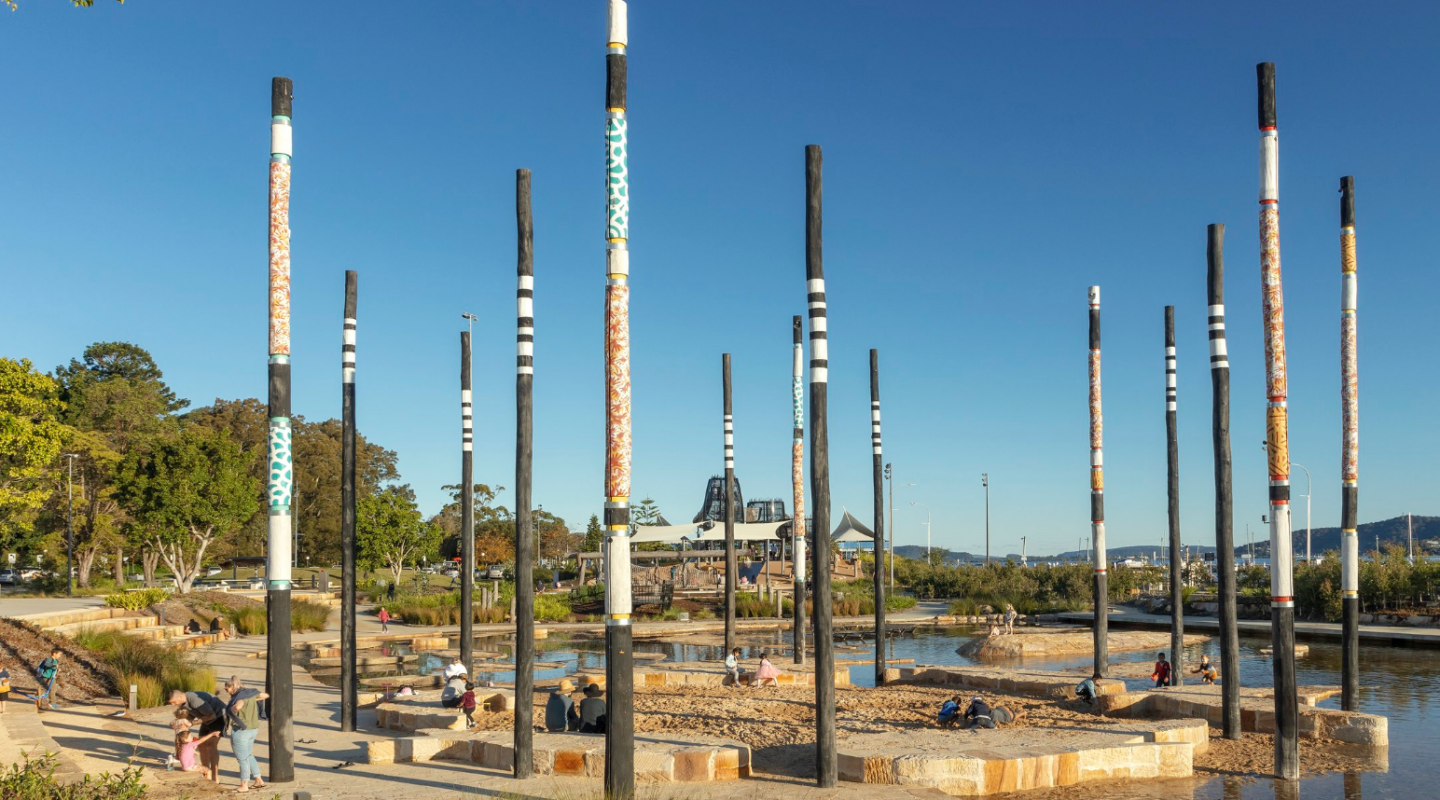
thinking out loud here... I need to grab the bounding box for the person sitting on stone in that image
[441,674,468,709]
[577,684,607,734]
[184,619,203,635]
[1075,676,1099,707]
[963,695,995,729]
[443,657,468,681]
[724,648,745,688]
[545,680,578,732]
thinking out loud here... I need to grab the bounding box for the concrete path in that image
[11,602,1014,799]
[1061,606,1440,646]
[0,594,107,619]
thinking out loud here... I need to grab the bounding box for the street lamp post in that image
[910,501,931,563]
[981,474,990,566]
[1021,536,1027,567]
[1292,463,1312,564]
[63,453,79,596]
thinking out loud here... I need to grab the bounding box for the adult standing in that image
[224,677,269,793]
[168,689,225,784]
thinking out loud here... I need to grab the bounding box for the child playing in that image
[0,661,10,713]
[34,648,61,711]
[165,708,194,769]
[378,607,391,633]
[177,729,221,773]
[461,681,477,729]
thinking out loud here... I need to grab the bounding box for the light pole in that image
[63,453,79,596]
[910,501,931,563]
[1020,536,1027,567]
[980,474,990,566]
[1292,463,1311,564]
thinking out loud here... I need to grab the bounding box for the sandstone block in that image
[366,740,395,764]
[673,749,715,782]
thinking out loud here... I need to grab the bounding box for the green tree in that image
[583,515,603,554]
[115,427,259,593]
[358,485,441,584]
[630,496,671,552]
[0,358,68,543]
[53,342,182,587]
[185,399,399,566]
[432,483,511,562]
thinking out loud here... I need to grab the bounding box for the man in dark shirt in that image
[577,684,607,734]
[963,695,995,729]
[168,690,226,783]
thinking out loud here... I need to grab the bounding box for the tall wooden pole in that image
[340,271,358,731]
[1208,223,1241,739]
[460,330,474,675]
[1088,286,1108,678]
[1165,305,1183,686]
[870,349,886,686]
[723,354,737,654]
[805,144,836,788]
[603,1,635,796]
[513,168,536,776]
[1257,61,1299,781]
[1340,175,1360,711]
[791,316,807,665]
[264,75,296,783]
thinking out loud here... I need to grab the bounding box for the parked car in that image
[486,565,505,580]
[0,569,17,585]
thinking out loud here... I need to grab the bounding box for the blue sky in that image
[4,1,1437,557]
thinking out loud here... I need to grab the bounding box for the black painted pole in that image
[791,316,807,666]
[1165,306,1183,686]
[340,271,358,731]
[461,331,474,675]
[870,349,886,686]
[1208,223,1241,740]
[514,168,536,776]
[723,354,737,656]
[265,75,296,784]
[1340,175,1360,712]
[805,144,836,788]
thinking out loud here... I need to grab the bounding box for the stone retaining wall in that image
[366,731,750,783]
[886,665,1125,700]
[1099,685,1388,746]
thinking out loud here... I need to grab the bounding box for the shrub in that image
[886,594,917,611]
[118,673,164,709]
[229,600,330,634]
[735,594,776,618]
[103,588,170,611]
[534,594,571,622]
[0,753,146,800]
[67,627,214,708]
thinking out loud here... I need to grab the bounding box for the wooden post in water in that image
[1165,306,1183,686]
[1339,175,1360,712]
[340,271,358,731]
[805,144,837,788]
[1256,61,1299,781]
[460,330,474,675]
[791,315,807,665]
[513,168,536,777]
[1088,286,1108,678]
[870,349,886,686]
[264,76,296,783]
[1207,223,1241,740]
[603,1,635,795]
[723,353,737,655]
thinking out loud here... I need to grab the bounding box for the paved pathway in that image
[0,594,106,619]
[1061,606,1440,646]
[3,598,995,799]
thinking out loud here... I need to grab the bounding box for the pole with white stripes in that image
[1165,306,1182,685]
[805,144,836,788]
[870,349,886,686]
[1088,285,1108,679]
[513,168,535,776]
[340,271,358,731]
[1257,61,1299,781]
[722,353,737,656]
[1208,223,1241,739]
[460,329,474,675]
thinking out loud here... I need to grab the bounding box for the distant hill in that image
[1236,514,1435,558]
